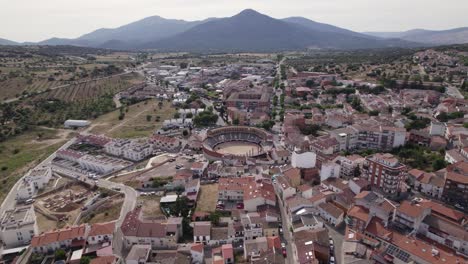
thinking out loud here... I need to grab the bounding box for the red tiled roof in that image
[347,205,370,222]
[397,201,428,219]
[191,243,204,253]
[89,222,115,237]
[90,256,116,264]
[31,225,86,247]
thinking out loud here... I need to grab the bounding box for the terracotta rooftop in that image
[31,225,86,247]
[88,222,115,237]
[318,202,344,219]
[347,205,370,223]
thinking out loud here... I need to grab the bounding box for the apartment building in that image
[0,206,38,248]
[362,153,407,194]
[16,167,52,201]
[330,124,406,152]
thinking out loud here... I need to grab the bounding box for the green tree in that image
[80,256,91,264]
[55,249,66,260]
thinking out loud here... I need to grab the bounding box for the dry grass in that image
[89,99,175,138]
[0,127,71,204]
[81,199,124,224]
[196,184,218,212]
[36,211,59,233]
[138,196,165,220]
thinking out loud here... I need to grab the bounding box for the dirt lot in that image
[89,99,175,138]
[112,154,192,184]
[138,196,165,220]
[35,183,98,228]
[80,197,124,224]
[196,184,218,212]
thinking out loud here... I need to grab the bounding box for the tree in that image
[55,249,66,260]
[186,112,193,118]
[182,130,189,137]
[80,256,91,264]
[194,111,218,127]
[233,118,240,125]
[209,212,222,226]
[433,159,447,171]
[305,79,315,88]
[146,115,152,122]
[170,196,191,218]
[174,112,181,119]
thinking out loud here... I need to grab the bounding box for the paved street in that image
[323,221,345,264]
[277,195,297,264]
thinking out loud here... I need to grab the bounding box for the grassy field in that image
[196,184,218,212]
[0,127,72,203]
[90,99,176,138]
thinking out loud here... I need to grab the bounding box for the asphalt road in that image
[323,220,345,264]
[277,195,297,264]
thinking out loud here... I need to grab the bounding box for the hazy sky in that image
[1,0,467,42]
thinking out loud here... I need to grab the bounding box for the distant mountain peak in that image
[236,9,263,17]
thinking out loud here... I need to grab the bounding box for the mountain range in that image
[1,9,466,52]
[365,27,468,46]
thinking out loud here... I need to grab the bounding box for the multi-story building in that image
[330,124,406,152]
[105,139,153,161]
[362,153,407,194]
[150,135,182,152]
[337,154,365,179]
[394,200,432,231]
[218,177,255,202]
[16,167,52,201]
[443,161,468,209]
[225,91,270,111]
[120,208,182,249]
[0,206,38,248]
[408,169,445,199]
[87,221,115,245]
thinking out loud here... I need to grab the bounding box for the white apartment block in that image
[77,155,130,174]
[331,125,406,152]
[0,206,38,248]
[16,167,52,201]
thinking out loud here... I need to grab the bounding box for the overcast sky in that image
[1,0,467,42]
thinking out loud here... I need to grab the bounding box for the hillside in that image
[0,38,19,45]
[365,27,468,45]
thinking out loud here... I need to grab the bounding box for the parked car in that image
[279,228,283,235]
[24,199,35,205]
[281,242,286,248]
[236,202,244,209]
[330,256,335,264]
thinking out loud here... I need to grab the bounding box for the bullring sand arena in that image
[202,126,272,160]
[214,141,263,156]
